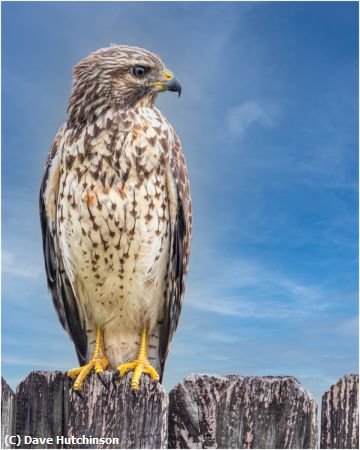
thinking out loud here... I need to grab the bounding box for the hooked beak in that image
[165,78,182,97]
[152,70,182,97]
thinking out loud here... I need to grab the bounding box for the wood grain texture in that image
[67,371,168,448]
[12,371,168,449]
[15,371,70,449]
[320,374,359,449]
[168,374,318,449]
[6,371,359,449]
[1,377,16,449]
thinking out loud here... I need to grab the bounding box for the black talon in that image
[131,387,140,399]
[112,371,119,387]
[151,380,160,391]
[72,387,84,399]
[97,372,109,389]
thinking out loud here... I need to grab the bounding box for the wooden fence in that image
[1,372,358,449]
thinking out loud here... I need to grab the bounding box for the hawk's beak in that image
[165,78,182,97]
[152,70,182,97]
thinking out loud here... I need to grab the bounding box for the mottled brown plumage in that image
[40,45,191,386]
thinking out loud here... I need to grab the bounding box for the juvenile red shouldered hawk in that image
[39,45,192,391]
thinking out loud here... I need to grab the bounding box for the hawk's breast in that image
[57,108,175,332]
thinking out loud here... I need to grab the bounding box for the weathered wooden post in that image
[67,370,168,449]
[1,378,16,449]
[168,374,318,449]
[10,371,168,449]
[15,371,69,448]
[320,374,359,449]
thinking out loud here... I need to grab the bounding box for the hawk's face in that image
[68,45,181,124]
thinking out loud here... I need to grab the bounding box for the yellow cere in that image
[163,70,173,80]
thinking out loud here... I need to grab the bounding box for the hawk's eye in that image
[131,65,150,78]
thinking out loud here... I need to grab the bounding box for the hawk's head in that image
[67,45,181,126]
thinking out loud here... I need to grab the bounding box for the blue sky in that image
[2,1,358,406]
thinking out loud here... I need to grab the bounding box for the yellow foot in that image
[68,355,109,391]
[117,327,160,390]
[67,328,109,391]
[118,358,160,390]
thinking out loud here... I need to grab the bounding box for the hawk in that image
[40,45,191,391]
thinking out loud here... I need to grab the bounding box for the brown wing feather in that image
[39,127,88,365]
[159,133,192,378]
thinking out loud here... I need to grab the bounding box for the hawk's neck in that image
[67,90,157,129]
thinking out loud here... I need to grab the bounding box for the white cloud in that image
[2,355,74,369]
[186,256,329,321]
[335,316,359,337]
[207,331,239,344]
[228,100,280,137]
[2,249,43,279]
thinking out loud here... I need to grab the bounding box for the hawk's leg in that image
[117,327,160,390]
[67,328,109,391]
